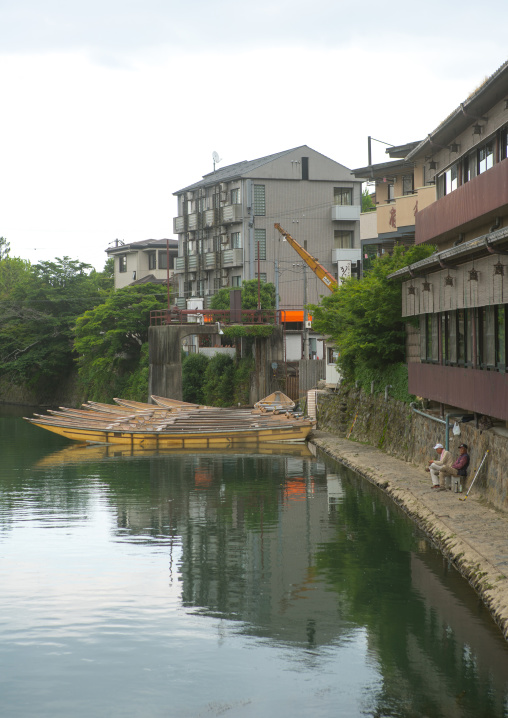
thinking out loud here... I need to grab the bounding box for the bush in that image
[203,354,235,407]
[352,362,416,404]
[182,353,210,404]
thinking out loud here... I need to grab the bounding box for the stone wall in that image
[0,371,81,408]
[317,385,508,512]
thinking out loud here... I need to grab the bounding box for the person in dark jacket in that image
[438,443,470,491]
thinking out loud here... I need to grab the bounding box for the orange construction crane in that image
[274,223,338,292]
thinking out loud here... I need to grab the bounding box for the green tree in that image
[0,237,10,260]
[202,354,235,407]
[74,283,167,401]
[0,256,110,389]
[361,188,376,213]
[210,279,276,311]
[308,244,435,382]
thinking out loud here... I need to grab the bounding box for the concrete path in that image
[310,431,508,642]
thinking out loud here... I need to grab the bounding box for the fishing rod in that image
[459,450,489,501]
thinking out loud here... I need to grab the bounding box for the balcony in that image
[331,204,361,221]
[187,254,198,271]
[187,213,198,231]
[331,248,361,264]
[203,208,217,228]
[222,248,243,267]
[173,216,185,234]
[174,256,186,273]
[220,204,243,224]
[416,159,508,245]
[377,186,435,236]
[203,252,217,270]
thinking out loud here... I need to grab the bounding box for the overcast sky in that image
[1,0,507,270]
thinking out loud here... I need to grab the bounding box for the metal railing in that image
[150,308,281,326]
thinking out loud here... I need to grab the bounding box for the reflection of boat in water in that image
[33,441,315,468]
[25,394,315,448]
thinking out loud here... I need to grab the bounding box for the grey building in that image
[172,145,363,314]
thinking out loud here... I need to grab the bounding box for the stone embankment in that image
[310,430,508,642]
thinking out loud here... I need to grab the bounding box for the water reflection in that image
[1,406,508,717]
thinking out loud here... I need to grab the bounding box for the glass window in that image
[463,155,470,184]
[497,305,506,367]
[198,197,206,212]
[253,185,265,216]
[255,273,267,283]
[387,183,395,202]
[158,250,173,270]
[334,230,353,249]
[402,175,414,195]
[465,309,475,365]
[443,164,458,194]
[231,275,242,287]
[254,229,266,260]
[148,252,156,270]
[118,254,127,273]
[448,311,457,363]
[333,187,352,205]
[458,309,466,364]
[230,188,241,205]
[231,232,242,249]
[501,128,508,162]
[478,142,494,174]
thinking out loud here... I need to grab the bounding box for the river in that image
[1,404,508,717]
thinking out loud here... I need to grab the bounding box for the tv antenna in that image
[212,151,222,172]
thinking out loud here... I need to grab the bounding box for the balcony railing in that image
[377,186,436,236]
[331,205,360,221]
[416,159,508,245]
[173,216,185,234]
[220,204,243,224]
[222,248,243,266]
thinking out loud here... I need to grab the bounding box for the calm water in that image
[1,405,508,718]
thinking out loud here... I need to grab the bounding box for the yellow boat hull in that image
[30,421,313,448]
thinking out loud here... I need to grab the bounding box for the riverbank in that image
[310,430,508,642]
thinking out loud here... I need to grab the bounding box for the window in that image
[497,305,506,368]
[231,232,242,249]
[158,250,173,270]
[213,235,221,252]
[501,128,508,161]
[213,277,221,291]
[231,275,242,287]
[463,155,470,184]
[197,280,205,295]
[254,229,266,260]
[478,142,494,174]
[148,252,157,270]
[230,188,241,205]
[402,175,414,195]
[421,314,439,362]
[333,187,352,205]
[212,193,220,209]
[443,164,458,195]
[327,347,339,364]
[255,273,267,283]
[198,196,206,212]
[253,185,265,216]
[387,183,395,202]
[480,306,496,367]
[118,254,127,273]
[334,230,353,249]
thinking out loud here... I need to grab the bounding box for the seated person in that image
[438,443,470,491]
[427,443,452,488]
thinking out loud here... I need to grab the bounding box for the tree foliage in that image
[308,244,435,382]
[182,353,210,404]
[210,279,276,311]
[74,283,167,402]
[0,255,112,389]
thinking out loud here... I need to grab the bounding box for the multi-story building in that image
[172,145,363,313]
[352,141,437,266]
[389,59,508,422]
[106,238,178,290]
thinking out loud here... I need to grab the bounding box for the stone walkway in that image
[310,431,508,642]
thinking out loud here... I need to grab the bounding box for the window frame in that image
[253,185,266,216]
[254,229,266,260]
[118,254,127,273]
[333,187,352,206]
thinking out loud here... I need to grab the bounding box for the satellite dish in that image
[212,151,222,171]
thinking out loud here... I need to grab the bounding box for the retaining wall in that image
[316,386,508,512]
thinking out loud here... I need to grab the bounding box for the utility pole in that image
[303,246,309,360]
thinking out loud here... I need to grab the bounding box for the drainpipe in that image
[410,403,463,451]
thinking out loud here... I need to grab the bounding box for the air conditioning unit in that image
[220,277,229,287]
[188,273,196,281]
[220,227,227,235]
[305,320,312,329]
[219,183,227,192]
[221,269,228,278]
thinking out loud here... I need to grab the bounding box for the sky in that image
[1,0,507,271]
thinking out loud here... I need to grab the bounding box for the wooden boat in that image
[25,397,315,447]
[254,391,295,412]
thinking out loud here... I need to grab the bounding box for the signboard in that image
[337,260,352,285]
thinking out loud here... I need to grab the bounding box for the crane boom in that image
[274,223,338,292]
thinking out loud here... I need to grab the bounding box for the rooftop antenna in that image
[212,151,222,173]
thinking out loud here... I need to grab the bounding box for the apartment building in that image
[389,59,508,422]
[172,146,363,313]
[106,238,178,290]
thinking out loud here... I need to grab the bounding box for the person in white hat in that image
[426,443,452,489]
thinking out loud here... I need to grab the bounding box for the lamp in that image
[429,159,437,170]
[449,143,460,153]
[473,124,482,135]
